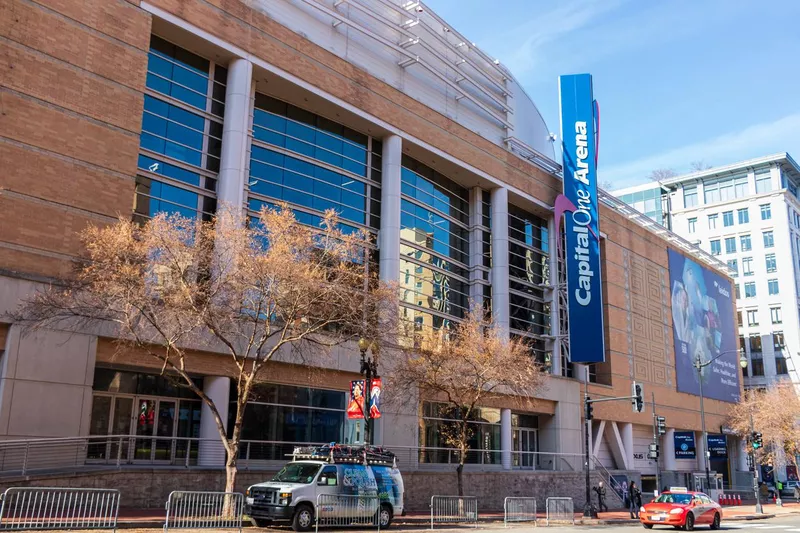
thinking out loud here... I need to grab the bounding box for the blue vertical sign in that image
[558,74,605,363]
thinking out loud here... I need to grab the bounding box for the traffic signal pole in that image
[750,413,763,514]
[652,393,661,493]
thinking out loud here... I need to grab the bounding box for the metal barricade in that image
[0,487,120,531]
[315,494,381,532]
[545,497,574,525]
[430,496,477,529]
[503,497,537,527]
[164,491,243,533]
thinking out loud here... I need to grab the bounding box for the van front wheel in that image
[292,504,314,532]
[377,504,393,528]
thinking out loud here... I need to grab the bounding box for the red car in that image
[639,489,722,530]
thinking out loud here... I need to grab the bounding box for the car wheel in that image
[710,513,720,530]
[377,504,393,528]
[642,524,653,529]
[251,518,273,528]
[292,504,314,532]
[683,512,694,531]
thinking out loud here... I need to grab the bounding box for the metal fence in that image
[545,497,574,525]
[430,496,477,529]
[164,491,243,533]
[503,497,537,527]
[0,487,120,531]
[0,436,588,477]
[315,494,381,532]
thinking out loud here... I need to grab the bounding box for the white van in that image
[245,446,404,532]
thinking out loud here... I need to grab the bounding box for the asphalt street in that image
[498,514,800,531]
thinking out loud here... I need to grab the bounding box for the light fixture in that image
[739,350,748,369]
[358,337,369,352]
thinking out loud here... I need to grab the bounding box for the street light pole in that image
[749,412,764,514]
[358,338,379,445]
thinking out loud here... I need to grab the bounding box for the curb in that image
[729,514,775,521]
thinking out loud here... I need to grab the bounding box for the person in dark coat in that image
[628,481,642,518]
[593,481,609,513]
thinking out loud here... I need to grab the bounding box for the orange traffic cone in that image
[737,494,742,505]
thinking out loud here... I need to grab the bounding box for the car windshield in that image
[655,493,692,505]
[272,463,321,484]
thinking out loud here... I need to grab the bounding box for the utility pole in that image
[651,393,661,493]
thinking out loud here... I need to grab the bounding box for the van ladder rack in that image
[290,443,397,466]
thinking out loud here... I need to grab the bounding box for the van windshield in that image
[272,463,321,484]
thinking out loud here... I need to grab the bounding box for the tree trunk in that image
[456,462,464,497]
[223,450,238,517]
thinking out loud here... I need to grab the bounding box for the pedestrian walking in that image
[593,481,609,513]
[793,483,800,503]
[628,481,642,519]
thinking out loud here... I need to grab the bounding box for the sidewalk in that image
[112,502,800,528]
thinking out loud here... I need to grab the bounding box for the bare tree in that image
[690,160,712,171]
[9,205,395,495]
[386,310,545,496]
[599,180,615,191]
[728,383,800,473]
[648,168,677,182]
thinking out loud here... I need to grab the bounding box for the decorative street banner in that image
[347,380,365,419]
[707,434,728,458]
[674,431,697,459]
[369,378,382,419]
[558,73,605,363]
[347,379,382,419]
[668,249,740,402]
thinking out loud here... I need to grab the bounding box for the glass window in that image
[688,218,697,233]
[684,186,697,207]
[742,257,753,276]
[773,331,785,351]
[738,208,749,224]
[722,211,734,227]
[735,284,741,299]
[763,231,774,248]
[751,359,765,377]
[761,204,772,220]
[747,310,759,326]
[776,357,789,375]
[744,282,756,298]
[770,307,782,324]
[725,237,736,254]
[146,35,216,113]
[755,172,773,193]
[768,279,779,295]
[737,311,743,327]
[727,259,738,277]
[708,214,718,229]
[419,401,505,465]
[710,240,721,255]
[749,333,762,351]
[740,234,752,251]
[765,253,777,273]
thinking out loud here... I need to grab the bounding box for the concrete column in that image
[737,438,749,472]
[217,58,253,212]
[696,431,707,473]
[663,428,677,471]
[501,408,512,470]
[770,164,782,190]
[378,135,402,284]
[198,376,231,466]
[490,187,510,335]
[468,187,484,307]
[621,422,634,471]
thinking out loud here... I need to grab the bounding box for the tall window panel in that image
[399,156,470,336]
[135,36,225,223]
[249,93,381,240]
[508,204,551,363]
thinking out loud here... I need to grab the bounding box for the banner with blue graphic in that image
[668,249,740,402]
[558,73,605,363]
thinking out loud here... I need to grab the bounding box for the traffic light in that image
[648,442,659,459]
[656,416,666,435]
[632,381,644,413]
[585,397,594,420]
[752,432,763,449]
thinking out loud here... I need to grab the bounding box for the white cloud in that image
[601,113,800,187]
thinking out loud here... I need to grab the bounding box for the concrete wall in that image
[0,326,96,439]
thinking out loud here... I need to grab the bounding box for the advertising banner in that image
[674,431,697,459]
[707,434,727,458]
[668,249,740,402]
[558,73,605,363]
[347,380,365,419]
[369,378,382,419]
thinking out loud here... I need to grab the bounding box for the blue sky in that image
[425,0,800,189]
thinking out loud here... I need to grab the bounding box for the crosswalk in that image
[725,523,800,531]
